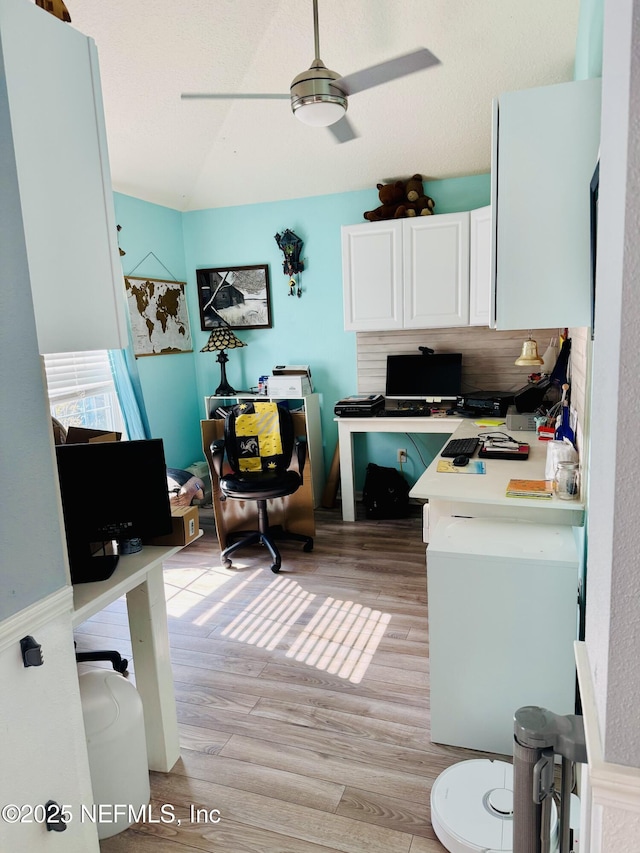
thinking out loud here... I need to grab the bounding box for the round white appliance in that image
[430,759,558,853]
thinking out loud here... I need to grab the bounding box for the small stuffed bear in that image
[396,174,436,218]
[363,180,405,222]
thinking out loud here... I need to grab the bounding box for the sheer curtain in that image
[108,348,151,440]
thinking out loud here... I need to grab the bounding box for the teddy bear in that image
[363,180,405,221]
[395,174,436,218]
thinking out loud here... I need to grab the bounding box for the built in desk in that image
[412,421,585,755]
[409,420,585,537]
[335,414,463,522]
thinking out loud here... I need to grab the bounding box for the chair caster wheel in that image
[303,541,313,553]
[115,659,129,675]
[221,557,232,569]
[271,563,281,573]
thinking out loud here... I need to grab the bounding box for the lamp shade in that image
[200,327,246,353]
[541,338,559,373]
[293,99,346,127]
[515,335,544,366]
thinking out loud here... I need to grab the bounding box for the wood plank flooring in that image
[75,506,503,853]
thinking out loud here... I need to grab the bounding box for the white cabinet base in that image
[427,517,579,756]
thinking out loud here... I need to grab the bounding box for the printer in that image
[455,390,514,417]
[269,365,312,396]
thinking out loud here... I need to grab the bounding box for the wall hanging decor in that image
[196,265,272,330]
[274,229,304,297]
[124,276,192,357]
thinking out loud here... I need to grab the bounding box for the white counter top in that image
[409,419,584,527]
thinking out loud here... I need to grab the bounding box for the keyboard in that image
[440,437,481,458]
[382,407,431,417]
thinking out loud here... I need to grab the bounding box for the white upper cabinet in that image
[0,0,127,353]
[469,205,492,326]
[491,78,602,330]
[342,219,403,331]
[342,212,472,332]
[403,212,470,328]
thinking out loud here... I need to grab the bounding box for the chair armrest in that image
[210,439,226,480]
[294,436,307,483]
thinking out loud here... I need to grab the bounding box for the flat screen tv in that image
[55,439,172,584]
[385,353,463,400]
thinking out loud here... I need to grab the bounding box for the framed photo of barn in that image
[196,265,272,330]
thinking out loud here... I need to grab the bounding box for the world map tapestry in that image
[124,276,193,356]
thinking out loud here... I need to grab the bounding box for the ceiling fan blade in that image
[328,115,358,144]
[336,48,440,96]
[181,93,289,100]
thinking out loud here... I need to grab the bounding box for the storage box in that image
[64,426,121,443]
[268,374,312,396]
[147,505,199,547]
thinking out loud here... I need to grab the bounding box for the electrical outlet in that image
[397,448,407,464]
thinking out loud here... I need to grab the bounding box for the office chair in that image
[210,401,313,573]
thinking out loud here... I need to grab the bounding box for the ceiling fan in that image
[181,0,440,143]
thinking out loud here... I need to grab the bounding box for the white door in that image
[342,221,403,331]
[403,213,470,328]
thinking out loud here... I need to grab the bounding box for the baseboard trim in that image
[0,586,74,653]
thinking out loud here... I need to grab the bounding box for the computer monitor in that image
[55,439,172,584]
[385,353,463,400]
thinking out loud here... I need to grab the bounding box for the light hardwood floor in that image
[75,506,503,853]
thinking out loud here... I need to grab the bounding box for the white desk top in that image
[72,543,182,627]
[409,420,585,525]
[335,415,463,433]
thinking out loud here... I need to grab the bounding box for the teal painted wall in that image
[113,193,202,469]
[114,173,490,487]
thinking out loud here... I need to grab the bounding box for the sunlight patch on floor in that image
[286,598,391,684]
[221,576,316,651]
[191,567,264,626]
[163,565,259,621]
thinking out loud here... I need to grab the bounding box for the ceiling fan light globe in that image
[293,98,346,127]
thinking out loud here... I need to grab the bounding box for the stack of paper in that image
[437,459,486,474]
[506,479,554,499]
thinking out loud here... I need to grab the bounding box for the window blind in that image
[43,350,125,436]
[43,350,114,400]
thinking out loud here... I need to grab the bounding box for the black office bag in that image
[362,463,410,519]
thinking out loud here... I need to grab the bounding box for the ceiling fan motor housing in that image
[290,59,348,123]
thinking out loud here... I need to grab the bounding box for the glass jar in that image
[554,461,580,500]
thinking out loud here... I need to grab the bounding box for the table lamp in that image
[201,326,246,395]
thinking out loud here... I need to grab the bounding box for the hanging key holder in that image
[275,229,305,298]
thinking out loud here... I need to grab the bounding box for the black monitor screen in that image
[385,353,463,399]
[55,439,172,584]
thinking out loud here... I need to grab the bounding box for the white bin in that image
[79,670,150,840]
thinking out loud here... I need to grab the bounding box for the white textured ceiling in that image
[67,0,580,212]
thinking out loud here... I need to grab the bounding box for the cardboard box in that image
[64,426,121,443]
[148,505,199,547]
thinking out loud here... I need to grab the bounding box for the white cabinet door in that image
[0,0,127,353]
[342,220,403,331]
[469,205,492,326]
[403,212,470,328]
[492,78,601,330]
[0,598,100,852]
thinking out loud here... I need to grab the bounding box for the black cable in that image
[405,433,430,468]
